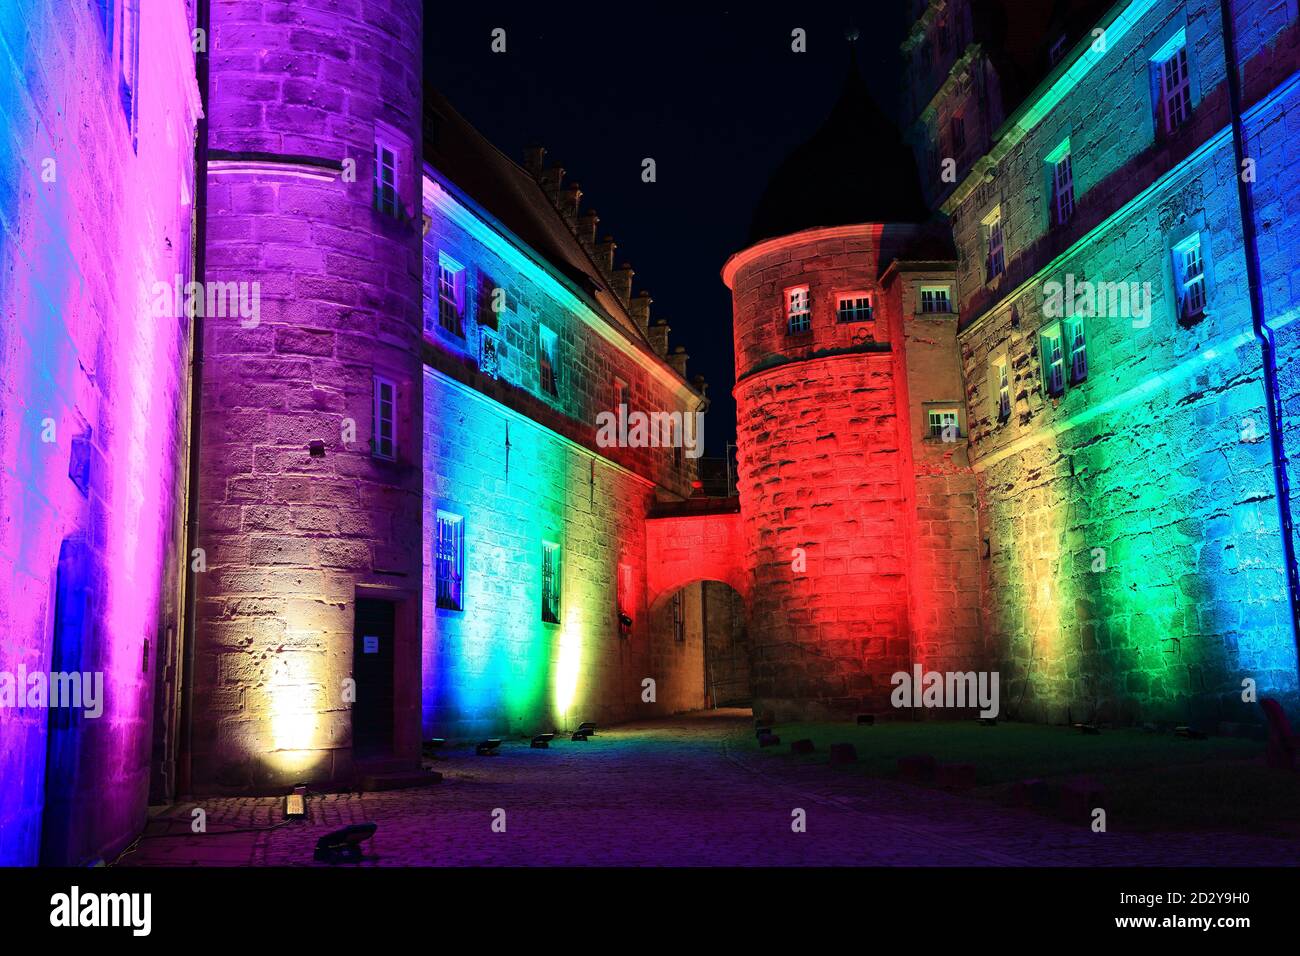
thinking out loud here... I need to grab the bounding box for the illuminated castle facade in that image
[3,0,1300,868]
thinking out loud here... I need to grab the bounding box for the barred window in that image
[435,512,465,611]
[541,542,561,624]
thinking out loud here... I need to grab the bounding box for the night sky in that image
[423,2,910,454]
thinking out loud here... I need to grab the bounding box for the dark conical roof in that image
[747,63,930,245]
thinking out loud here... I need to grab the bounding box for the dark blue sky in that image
[424,2,910,453]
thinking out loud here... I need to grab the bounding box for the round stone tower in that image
[193,0,424,790]
[724,65,943,721]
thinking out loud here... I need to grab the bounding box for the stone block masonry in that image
[0,2,200,864]
[191,0,425,791]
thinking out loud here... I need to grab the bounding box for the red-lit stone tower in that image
[725,65,984,720]
[192,0,424,789]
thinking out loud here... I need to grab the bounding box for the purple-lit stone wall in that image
[191,0,425,789]
[0,3,200,864]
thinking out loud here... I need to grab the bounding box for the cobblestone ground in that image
[119,710,1300,866]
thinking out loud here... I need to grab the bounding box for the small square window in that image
[786,286,811,333]
[919,286,951,313]
[1064,317,1088,384]
[542,542,561,624]
[836,293,873,323]
[539,324,560,396]
[435,512,465,611]
[927,408,961,441]
[372,375,396,460]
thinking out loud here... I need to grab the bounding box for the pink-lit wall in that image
[0,2,200,864]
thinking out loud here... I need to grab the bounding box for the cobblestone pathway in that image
[118,710,1300,866]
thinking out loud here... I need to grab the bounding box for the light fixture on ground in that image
[577,721,596,736]
[313,823,377,864]
[475,738,501,755]
[284,783,308,820]
[531,733,554,749]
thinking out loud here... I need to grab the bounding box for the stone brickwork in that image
[192,0,425,790]
[947,0,1300,724]
[0,2,199,864]
[422,371,706,737]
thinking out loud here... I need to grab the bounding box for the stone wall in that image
[191,0,425,790]
[422,370,705,738]
[0,1,199,863]
[953,0,1300,725]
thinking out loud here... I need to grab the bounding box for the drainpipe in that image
[178,0,211,797]
[1219,0,1300,658]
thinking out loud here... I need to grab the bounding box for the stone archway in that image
[645,508,749,611]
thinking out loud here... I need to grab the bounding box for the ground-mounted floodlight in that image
[577,721,596,736]
[475,738,502,755]
[856,713,874,726]
[1074,723,1100,735]
[1175,725,1207,740]
[978,716,997,726]
[284,784,308,820]
[313,823,377,864]
[571,732,589,741]
[531,733,555,749]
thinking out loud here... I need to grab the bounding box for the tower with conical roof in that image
[723,52,985,720]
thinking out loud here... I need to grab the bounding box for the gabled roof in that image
[423,87,648,345]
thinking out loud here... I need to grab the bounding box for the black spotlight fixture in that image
[978,716,998,726]
[856,713,875,726]
[1074,723,1100,735]
[530,733,555,749]
[313,823,377,864]
[475,738,502,755]
[422,738,447,760]
[577,721,596,736]
[571,731,589,741]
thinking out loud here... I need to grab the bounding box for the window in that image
[993,357,1011,421]
[1039,324,1065,396]
[836,294,873,323]
[614,376,630,409]
[435,512,465,611]
[938,19,950,53]
[920,286,951,313]
[1157,42,1192,134]
[372,375,396,460]
[984,210,1005,281]
[374,142,399,216]
[476,272,501,330]
[786,286,811,333]
[539,324,560,396]
[928,408,961,440]
[541,542,561,624]
[1173,234,1207,320]
[1064,317,1088,384]
[437,255,465,337]
[1050,149,1074,226]
[950,115,966,154]
[672,591,685,643]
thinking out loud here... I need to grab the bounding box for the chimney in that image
[523,145,546,179]
[577,210,600,246]
[538,165,565,205]
[560,181,582,226]
[668,345,689,379]
[612,262,634,305]
[649,319,670,357]
[630,291,652,332]
[595,236,617,273]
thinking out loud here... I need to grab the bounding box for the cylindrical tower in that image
[724,65,937,721]
[192,0,424,790]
